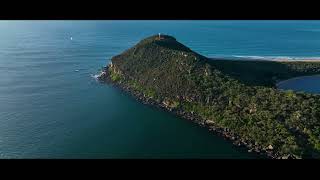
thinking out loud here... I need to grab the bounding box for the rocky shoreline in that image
[97,66,296,159]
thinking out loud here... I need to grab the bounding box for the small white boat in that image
[70,37,73,40]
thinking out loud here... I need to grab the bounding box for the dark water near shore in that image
[277,75,320,94]
[1,20,320,158]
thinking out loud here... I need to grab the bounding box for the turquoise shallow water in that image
[1,20,320,158]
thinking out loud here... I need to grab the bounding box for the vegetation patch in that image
[102,34,320,159]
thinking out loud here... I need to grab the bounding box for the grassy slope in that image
[107,35,320,158]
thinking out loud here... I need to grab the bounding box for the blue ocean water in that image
[277,75,320,94]
[1,20,320,158]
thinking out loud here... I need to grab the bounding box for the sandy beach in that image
[210,57,320,62]
[271,59,320,62]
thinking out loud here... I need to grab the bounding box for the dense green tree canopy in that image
[103,35,320,158]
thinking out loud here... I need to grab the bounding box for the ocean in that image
[277,75,320,94]
[1,20,320,158]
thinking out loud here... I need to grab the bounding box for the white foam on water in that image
[91,74,100,80]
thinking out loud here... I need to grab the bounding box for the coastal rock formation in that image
[99,34,320,159]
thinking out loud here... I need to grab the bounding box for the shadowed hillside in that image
[209,60,320,87]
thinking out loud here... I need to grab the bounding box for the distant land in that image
[211,57,320,62]
[98,35,320,159]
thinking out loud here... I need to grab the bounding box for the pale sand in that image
[209,57,320,62]
[271,59,320,62]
